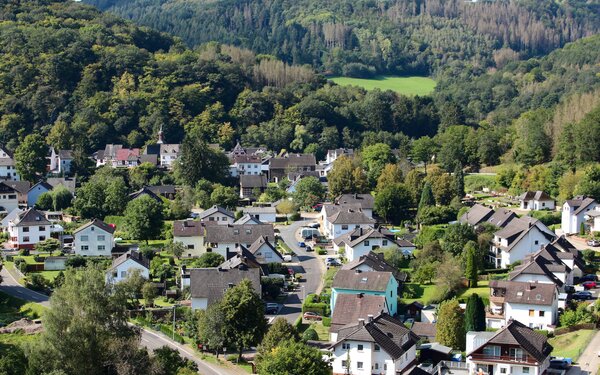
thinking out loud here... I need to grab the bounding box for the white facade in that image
[173,236,204,258]
[242,207,277,223]
[105,258,149,284]
[520,199,555,211]
[251,242,283,264]
[343,237,394,262]
[8,222,51,249]
[504,302,557,331]
[324,221,374,240]
[0,147,19,181]
[510,271,573,290]
[200,212,234,225]
[561,199,598,234]
[467,356,549,375]
[74,224,115,257]
[491,226,554,269]
[330,340,415,375]
[0,189,18,213]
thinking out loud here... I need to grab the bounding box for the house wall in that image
[200,212,233,225]
[191,297,208,310]
[8,224,51,249]
[467,359,543,375]
[59,158,72,174]
[562,201,599,234]
[207,243,239,260]
[345,238,396,262]
[505,302,557,330]
[245,212,276,223]
[27,185,50,207]
[330,223,374,240]
[105,259,149,284]
[499,229,553,268]
[74,226,114,257]
[521,200,555,211]
[252,243,283,264]
[331,340,414,375]
[173,236,205,258]
[0,192,18,213]
[511,272,572,288]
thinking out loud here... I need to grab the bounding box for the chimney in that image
[357,293,364,298]
[358,318,365,326]
[355,269,362,274]
[367,314,373,322]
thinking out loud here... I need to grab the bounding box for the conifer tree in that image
[464,294,486,332]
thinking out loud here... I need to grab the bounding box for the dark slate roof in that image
[189,268,261,305]
[29,181,53,193]
[58,150,73,159]
[128,187,163,202]
[147,185,177,197]
[247,236,283,261]
[240,174,267,189]
[198,205,234,220]
[269,154,316,169]
[219,245,263,271]
[173,220,204,237]
[13,208,51,226]
[489,280,557,306]
[494,218,555,252]
[233,154,261,164]
[159,144,180,154]
[508,256,565,287]
[459,204,494,226]
[410,322,437,339]
[204,224,275,244]
[565,197,597,215]
[234,214,263,225]
[328,209,376,225]
[331,313,420,360]
[335,194,375,210]
[342,251,408,283]
[47,177,76,194]
[468,319,552,363]
[486,208,517,228]
[74,218,116,234]
[108,250,149,271]
[332,270,393,292]
[4,181,30,195]
[518,191,553,201]
[330,294,387,333]
[0,182,16,194]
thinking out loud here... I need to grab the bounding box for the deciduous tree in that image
[256,340,330,375]
[124,196,164,244]
[15,134,48,182]
[435,298,465,350]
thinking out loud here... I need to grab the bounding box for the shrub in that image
[65,255,86,268]
[289,212,301,221]
[317,248,327,255]
[27,273,47,291]
[18,261,28,274]
[322,317,331,327]
[529,211,561,226]
[19,248,30,256]
[302,327,319,341]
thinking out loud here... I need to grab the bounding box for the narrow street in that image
[0,265,50,307]
[567,330,600,375]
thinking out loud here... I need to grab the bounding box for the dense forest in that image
[84,0,600,76]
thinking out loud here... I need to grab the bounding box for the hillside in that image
[84,0,599,76]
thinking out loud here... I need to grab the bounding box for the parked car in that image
[298,242,306,248]
[549,358,572,369]
[572,291,593,300]
[265,303,279,314]
[309,222,320,229]
[564,285,576,294]
[586,239,600,247]
[305,246,313,252]
[580,274,599,282]
[282,254,293,262]
[326,258,341,267]
[582,281,597,289]
[303,312,322,321]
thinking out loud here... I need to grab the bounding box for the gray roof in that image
[4,181,30,194]
[242,206,276,214]
[459,204,494,226]
[240,174,267,189]
[486,207,517,228]
[468,319,552,363]
[189,267,261,305]
[342,251,408,283]
[518,191,553,201]
[128,187,162,202]
[336,194,375,210]
[0,182,16,194]
[108,250,149,271]
[269,154,316,169]
[328,209,376,225]
[332,313,419,360]
[173,220,204,237]
[74,218,116,235]
[147,185,177,196]
[58,150,73,159]
[47,177,76,194]
[159,144,180,154]
[246,236,283,261]
[12,208,51,226]
[332,270,393,292]
[29,181,53,193]
[234,214,263,225]
[565,197,597,215]
[494,218,555,251]
[489,280,557,306]
[204,224,275,244]
[411,322,437,340]
[508,255,565,287]
[330,293,387,333]
[198,205,235,220]
[218,245,263,271]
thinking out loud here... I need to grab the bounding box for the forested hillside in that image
[84,0,599,76]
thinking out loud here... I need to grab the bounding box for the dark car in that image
[580,274,599,282]
[305,246,313,252]
[549,359,572,370]
[298,242,306,248]
[265,303,279,314]
[564,285,576,294]
[572,291,593,300]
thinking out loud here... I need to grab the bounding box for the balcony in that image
[489,295,505,304]
[469,353,537,365]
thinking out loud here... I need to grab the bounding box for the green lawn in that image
[0,291,47,325]
[328,75,436,96]
[457,280,490,303]
[297,322,330,341]
[401,283,438,304]
[549,330,596,361]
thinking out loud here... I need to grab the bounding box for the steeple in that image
[157,125,164,145]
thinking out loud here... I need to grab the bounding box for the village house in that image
[329,293,387,341]
[73,219,116,257]
[234,213,263,225]
[329,313,420,375]
[1,208,22,231]
[4,181,30,206]
[317,148,354,177]
[173,220,205,258]
[341,251,408,285]
[48,148,73,175]
[245,236,283,264]
[333,227,415,262]
[189,267,261,310]
[8,208,52,249]
[486,280,558,331]
[47,177,76,196]
[147,185,177,200]
[197,205,235,225]
[241,206,277,223]
[105,250,150,284]
[128,186,163,203]
[335,193,375,218]
[321,205,376,240]
[143,127,180,170]
[229,154,263,177]
[204,223,275,260]
[561,196,598,234]
[0,182,19,214]
[508,245,576,290]
[0,146,19,181]
[585,207,600,233]
[219,246,264,273]
[459,204,517,229]
[268,153,316,182]
[27,181,53,207]
[331,270,398,316]
[489,217,556,268]
[466,319,553,375]
[239,174,267,199]
[517,191,555,211]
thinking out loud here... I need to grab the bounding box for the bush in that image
[289,212,301,221]
[322,317,331,327]
[19,249,30,256]
[262,277,284,300]
[418,206,457,225]
[302,327,319,341]
[302,294,330,316]
[317,248,327,255]
[18,261,28,274]
[27,273,48,291]
[341,63,376,78]
[65,255,86,268]
[529,211,561,226]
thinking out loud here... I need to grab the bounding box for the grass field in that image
[549,329,596,361]
[401,283,438,304]
[0,291,47,325]
[328,75,436,96]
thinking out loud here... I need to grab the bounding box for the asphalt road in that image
[273,217,326,323]
[0,266,50,306]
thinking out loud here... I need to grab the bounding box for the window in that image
[121,271,127,278]
[482,345,500,357]
[509,348,525,361]
[23,227,29,233]
[534,240,539,245]
[375,363,379,370]
[342,343,350,350]
[382,240,388,246]
[23,236,29,242]
[357,362,363,370]
[187,245,194,249]
[342,225,348,230]
[39,236,45,241]
[97,235,105,241]
[81,245,89,251]
[98,245,105,251]
[500,368,507,374]
[81,235,88,242]
[341,360,348,369]
[539,311,545,317]
[374,344,380,351]
[357,344,363,352]
[364,240,370,246]
[209,217,214,221]
[39,226,45,231]
[384,364,387,371]
[529,309,535,317]
[523,367,530,374]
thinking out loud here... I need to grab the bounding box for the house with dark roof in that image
[268,153,316,182]
[466,319,553,375]
[4,181,30,206]
[561,196,598,234]
[128,186,163,203]
[586,207,600,233]
[329,313,420,375]
[7,208,53,249]
[508,245,575,290]
[27,181,53,208]
[239,174,267,199]
[73,219,116,257]
[490,217,556,268]
[0,145,19,181]
[198,205,235,225]
[341,251,408,284]
[105,250,149,284]
[336,194,375,217]
[173,220,205,258]
[331,270,398,316]
[410,322,437,342]
[204,224,275,260]
[317,148,354,177]
[246,236,283,264]
[0,182,18,214]
[241,206,277,223]
[46,177,76,195]
[147,185,177,200]
[234,213,263,225]
[329,293,388,341]
[485,208,518,228]
[459,204,517,229]
[518,191,555,211]
[189,267,261,310]
[321,204,376,240]
[229,154,263,177]
[48,148,74,175]
[333,227,415,261]
[486,280,558,331]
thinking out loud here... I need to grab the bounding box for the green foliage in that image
[559,303,595,327]
[327,156,369,198]
[435,298,466,350]
[191,253,225,268]
[302,327,319,341]
[152,346,198,375]
[35,238,61,256]
[442,223,477,256]
[361,143,395,186]
[257,318,300,362]
[262,278,284,300]
[464,241,479,287]
[292,177,326,209]
[417,182,435,218]
[15,134,48,183]
[197,304,226,356]
[375,183,412,224]
[142,282,158,307]
[576,164,600,201]
[417,206,457,226]
[35,192,54,210]
[256,339,330,375]
[209,185,239,209]
[73,170,129,219]
[124,196,164,243]
[464,294,486,332]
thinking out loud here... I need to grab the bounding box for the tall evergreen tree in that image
[454,164,465,199]
[464,241,478,287]
[464,294,486,332]
[418,182,435,211]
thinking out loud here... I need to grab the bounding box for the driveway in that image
[274,217,326,323]
[566,330,600,375]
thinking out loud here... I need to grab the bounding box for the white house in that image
[241,206,277,223]
[329,313,419,375]
[7,208,52,249]
[189,267,261,310]
[105,251,150,284]
[159,143,180,169]
[0,146,19,181]
[321,205,376,240]
[197,205,235,226]
[585,207,600,234]
[317,148,354,177]
[233,213,263,225]
[508,245,575,290]
[517,191,555,211]
[561,196,598,234]
[204,224,275,260]
[73,219,116,257]
[335,193,374,218]
[467,320,553,375]
[0,182,19,214]
[229,154,263,177]
[486,280,558,331]
[49,148,73,175]
[329,293,387,341]
[489,217,556,268]
[246,236,283,264]
[173,220,205,258]
[333,227,415,261]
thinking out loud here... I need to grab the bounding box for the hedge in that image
[322,317,331,327]
[302,293,330,316]
[553,323,597,336]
